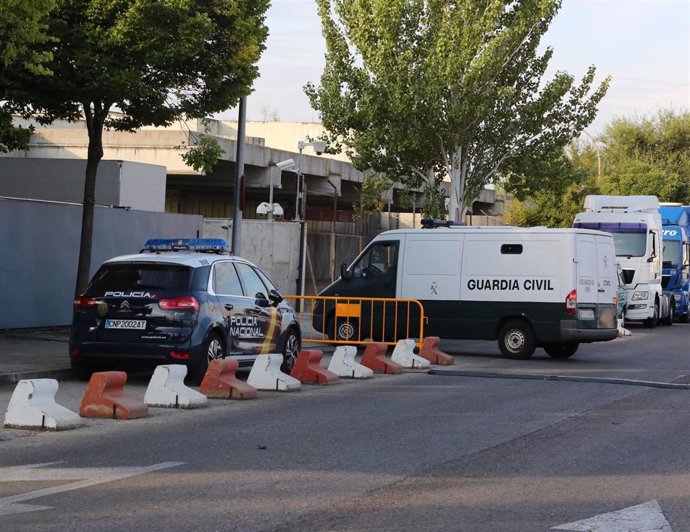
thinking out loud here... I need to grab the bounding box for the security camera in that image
[256,202,270,218]
[274,159,296,171]
[273,204,284,218]
[312,140,327,155]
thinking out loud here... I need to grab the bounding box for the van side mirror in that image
[340,263,351,280]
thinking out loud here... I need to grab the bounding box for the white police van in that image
[313,223,619,359]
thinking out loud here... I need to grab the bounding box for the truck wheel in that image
[498,320,536,360]
[644,301,659,328]
[663,301,674,326]
[544,342,579,359]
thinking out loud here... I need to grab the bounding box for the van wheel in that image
[498,320,536,359]
[337,318,359,342]
[544,342,579,359]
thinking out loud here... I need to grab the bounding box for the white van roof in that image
[376,226,613,238]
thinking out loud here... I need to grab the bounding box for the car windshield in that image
[89,263,190,291]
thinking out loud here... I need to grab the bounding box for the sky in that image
[219,0,690,136]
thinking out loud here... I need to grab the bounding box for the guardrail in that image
[284,295,425,348]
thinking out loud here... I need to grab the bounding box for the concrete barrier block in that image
[391,339,431,369]
[4,379,81,431]
[360,342,403,374]
[144,365,208,408]
[80,371,148,419]
[247,354,301,391]
[327,345,374,379]
[200,359,258,399]
[419,336,454,365]
[290,350,340,384]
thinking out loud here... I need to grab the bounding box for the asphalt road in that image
[1,324,689,531]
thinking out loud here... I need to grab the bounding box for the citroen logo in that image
[120,300,131,310]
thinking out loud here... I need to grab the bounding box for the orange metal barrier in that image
[284,295,426,348]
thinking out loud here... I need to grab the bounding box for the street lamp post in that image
[294,140,327,302]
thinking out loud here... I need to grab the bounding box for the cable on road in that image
[427,369,690,390]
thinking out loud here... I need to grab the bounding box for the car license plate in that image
[105,319,146,330]
[578,309,595,320]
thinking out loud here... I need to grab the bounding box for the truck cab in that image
[573,195,672,327]
[659,205,690,322]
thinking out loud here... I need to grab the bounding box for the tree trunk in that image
[74,103,106,296]
[448,145,469,223]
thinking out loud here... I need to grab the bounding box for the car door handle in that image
[224,304,234,310]
[598,289,605,293]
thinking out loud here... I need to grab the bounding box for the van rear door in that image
[576,236,597,321]
[595,235,618,328]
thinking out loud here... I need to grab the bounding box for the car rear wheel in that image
[498,320,536,360]
[71,359,92,381]
[543,342,579,359]
[280,329,301,374]
[191,332,225,385]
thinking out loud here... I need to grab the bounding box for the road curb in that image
[0,368,74,385]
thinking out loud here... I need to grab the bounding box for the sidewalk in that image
[0,327,338,385]
[0,328,73,384]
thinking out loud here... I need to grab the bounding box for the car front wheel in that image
[280,329,301,374]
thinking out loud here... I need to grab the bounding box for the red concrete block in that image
[290,350,340,384]
[419,336,454,365]
[200,359,258,399]
[360,342,403,374]
[79,371,148,419]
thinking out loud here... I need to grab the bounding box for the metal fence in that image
[285,295,426,348]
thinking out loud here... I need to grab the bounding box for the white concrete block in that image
[391,339,431,369]
[144,365,208,408]
[327,345,374,379]
[247,354,301,391]
[3,379,81,431]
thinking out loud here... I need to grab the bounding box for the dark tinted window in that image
[501,244,523,254]
[253,266,278,294]
[213,262,243,295]
[235,262,268,300]
[89,263,190,291]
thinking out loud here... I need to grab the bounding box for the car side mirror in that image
[255,294,270,308]
[340,263,351,280]
[268,288,283,305]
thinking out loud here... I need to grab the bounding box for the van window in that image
[501,244,523,254]
[352,241,398,278]
[406,239,461,275]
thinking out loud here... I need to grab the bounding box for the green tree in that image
[306,0,609,222]
[2,0,269,294]
[597,110,690,201]
[0,0,56,151]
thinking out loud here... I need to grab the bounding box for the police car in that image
[69,238,302,383]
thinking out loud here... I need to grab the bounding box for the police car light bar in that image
[144,238,229,253]
[420,219,466,229]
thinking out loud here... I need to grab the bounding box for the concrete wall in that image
[202,219,301,296]
[0,197,202,329]
[0,158,166,212]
